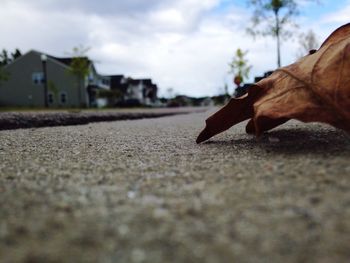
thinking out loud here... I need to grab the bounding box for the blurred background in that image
[0,0,349,108]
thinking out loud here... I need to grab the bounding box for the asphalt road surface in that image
[1,109,350,263]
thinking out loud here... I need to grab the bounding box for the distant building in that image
[0,50,108,108]
[0,49,159,108]
[107,75,129,106]
[254,71,274,83]
[200,97,214,107]
[233,71,274,98]
[125,78,158,105]
[234,84,252,98]
[108,76,158,107]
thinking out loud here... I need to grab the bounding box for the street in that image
[1,109,350,263]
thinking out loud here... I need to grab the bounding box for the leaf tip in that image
[196,127,211,144]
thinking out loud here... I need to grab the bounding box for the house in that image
[108,75,158,107]
[233,71,274,98]
[107,75,129,106]
[167,95,192,107]
[254,70,274,83]
[140,79,158,105]
[125,78,158,106]
[0,50,108,108]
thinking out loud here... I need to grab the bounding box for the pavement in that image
[0,108,350,263]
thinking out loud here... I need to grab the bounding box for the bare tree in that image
[296,29,319,58]
[247,0,316,68]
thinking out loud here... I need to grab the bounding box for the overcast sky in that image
[1,0,349,97]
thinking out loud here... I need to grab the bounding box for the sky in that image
[1,0,349,97]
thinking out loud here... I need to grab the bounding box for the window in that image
[48,92,54,104]
[101,78,110,85]
[88,72,94,84]
[32,72,44,85]
[60,91,67,104]
[89,72,94,81]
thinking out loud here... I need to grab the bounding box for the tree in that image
[0,48,21,87]
[0,48,22,66]
[0,66,9,85]
[224,83,229,96]
[247,0,314,68]
[67,45,91,107]
[0,49,10,85]
[0,49,10,66]
[229,48,252,98]
[11,49,22,61]
[229,48,252,83]
[296,29,319,58]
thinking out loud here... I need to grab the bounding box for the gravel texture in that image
[0,109,349,263]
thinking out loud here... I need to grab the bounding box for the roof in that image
[149,84,158,90]
[9,50,93,71]
[128,78,155,86]
[108,75,125,83]
[140,79,152,86]
[48,56,92,67]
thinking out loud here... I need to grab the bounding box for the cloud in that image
[88,3,262,96]
[1,0,347,97]
[321,0,350,24]
[1,0,166,15]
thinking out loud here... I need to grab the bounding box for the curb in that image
[0,110,205,131]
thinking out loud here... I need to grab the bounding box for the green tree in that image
[0,66,9,85]
[67,45,91,107]
[247,0,316,67]
[229,48,252,84]
[0,48,21,87]
[0,49,10,66]
[0,49,10,85]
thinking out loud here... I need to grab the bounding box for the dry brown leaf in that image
[197,23,350,143]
